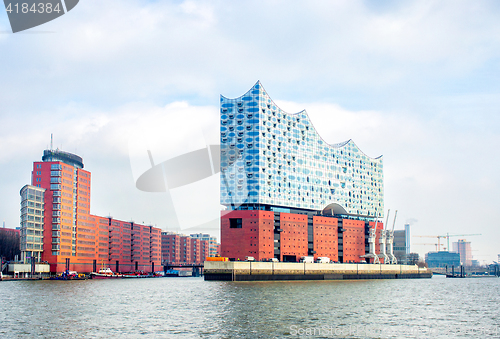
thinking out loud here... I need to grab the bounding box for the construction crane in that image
[413,233,482,252]
[378,209,390,264]
[361,217,379,264]
[414,243,441,252]
[413,235,447,251]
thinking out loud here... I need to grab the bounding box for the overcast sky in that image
[1,1,499,263]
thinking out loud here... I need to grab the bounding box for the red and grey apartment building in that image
[20,148,161,273]
[220,82,385,262]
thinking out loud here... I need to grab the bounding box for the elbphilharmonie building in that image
[220,82,385,263]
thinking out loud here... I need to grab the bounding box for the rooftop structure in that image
[42,149,84,169]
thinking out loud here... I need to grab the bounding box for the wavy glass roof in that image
[220,81,384,218]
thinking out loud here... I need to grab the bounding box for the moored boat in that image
[90,268,122,279]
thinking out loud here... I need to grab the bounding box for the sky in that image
[1,0,499,263]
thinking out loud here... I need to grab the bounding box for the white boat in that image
[90,268,122,279]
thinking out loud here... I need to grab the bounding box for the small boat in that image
[122,271,151,278]
[90,268,122,279]
[51,270,87,280]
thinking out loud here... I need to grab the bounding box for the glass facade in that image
[20,185,45,262]
[220,81,384,217]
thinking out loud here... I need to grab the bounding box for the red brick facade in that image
[220,210,274,261]
[91,216,162,273]
[342,219,365,263]
[221,211,383,263]
[280,213,307,262]
[313,216,338,262]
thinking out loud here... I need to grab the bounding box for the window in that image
[229,218,242,229]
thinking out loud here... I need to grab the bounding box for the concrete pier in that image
[204,261,432,281]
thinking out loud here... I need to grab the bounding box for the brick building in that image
[161,232,210,265]
[20,148,161,273]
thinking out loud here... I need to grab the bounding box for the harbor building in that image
[220,82,385,262]
[19,148,161,274]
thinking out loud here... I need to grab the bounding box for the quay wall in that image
[204,261,431,281]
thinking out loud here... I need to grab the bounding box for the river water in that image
[1,275,499,338]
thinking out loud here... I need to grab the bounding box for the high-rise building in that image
[20,148,161,273]
[220,82,385,262]
[453,239,472,266]
[405,223,411,255]
[29,149,93,272]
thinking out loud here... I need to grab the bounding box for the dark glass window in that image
[229,218,242,229]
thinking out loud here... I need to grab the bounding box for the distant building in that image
[393,229,408,264]
[453,239,472,266]
[161,232,210,265]
[425,251,460,268]
[405,223,410,255]
[0,227,21,236]
[190,233,218,257]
